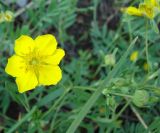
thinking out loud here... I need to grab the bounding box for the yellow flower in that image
[143,62,149,71]
[130,51,139,62]
[4,10,14,22]
[122,0,160,19]
[139,3,155,19]
[5,34,65,93]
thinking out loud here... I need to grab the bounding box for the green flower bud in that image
[104,54,116,66]
[132,90,149,107]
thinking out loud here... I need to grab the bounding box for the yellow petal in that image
[139,3,154,19]
[151,0,158,6]
[35,34,57,56]
[145,0,159,6]
[43,49,65,65]
[14,35,35,56]
[38,65,62,85]
[16,70,38,93]
[5,55,26,77]
[123,6,142,16]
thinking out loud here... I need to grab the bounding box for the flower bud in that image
[132,90,149,107]
[104,54,116,66]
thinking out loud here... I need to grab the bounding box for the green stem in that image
[131,105,150,132]
[23,94,30,111]
[128,20,133,43]
[73,86,95,91]
[74,86,133,98]
[14,2,33,17]
[76,7,94,13]
[42,87,70,118]
[114,100,131,120]
[109,92,133,98]
[50,96,67,132]
[145,20,150,72]
[93,0,99,22]
[58,15,65,47]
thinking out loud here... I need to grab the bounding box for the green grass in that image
[0,0,160,133]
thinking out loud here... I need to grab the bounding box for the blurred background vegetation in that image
[0,0,160,132]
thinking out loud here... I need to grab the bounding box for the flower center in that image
[29,58,39,66]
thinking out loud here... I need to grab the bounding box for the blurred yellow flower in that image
[0,10,14,23]
[122,0,160,19]
[143,62,149,71]
[4,10,14,22]
[5,34,65,93]
[130,51,139,62]
[139,3,155,19]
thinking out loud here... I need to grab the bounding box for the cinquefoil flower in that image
[122,0,160,19]
[5,34,65,93]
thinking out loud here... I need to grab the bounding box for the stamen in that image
[29,58,39,65]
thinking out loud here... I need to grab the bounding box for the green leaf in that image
[37,88,64,107]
